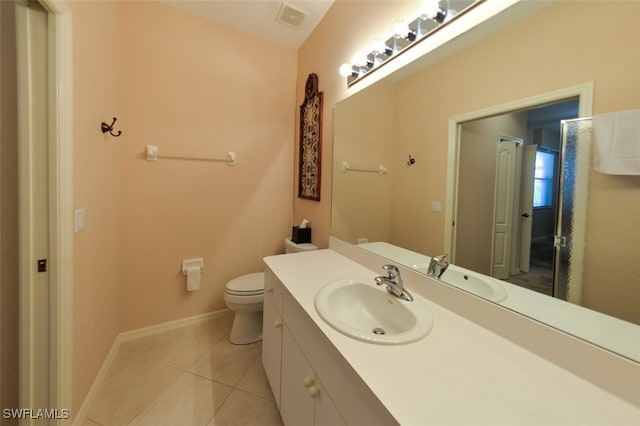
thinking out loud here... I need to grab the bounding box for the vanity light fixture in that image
[393,19,417,42]
[419,0,448,24]
[338,0,481,86]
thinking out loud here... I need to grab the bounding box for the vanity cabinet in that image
[281,325,346,426]
[263,267,398,426]
[262,270,285,407]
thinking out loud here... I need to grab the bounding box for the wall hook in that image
[101,117,122,137]
[407,155,416,165]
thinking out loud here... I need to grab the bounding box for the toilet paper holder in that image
[183,258,204,292]
[182,258,204,274]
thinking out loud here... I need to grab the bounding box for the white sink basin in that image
[314,279,434,345]
[411,263,507,302]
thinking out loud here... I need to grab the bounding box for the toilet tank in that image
[284,238,318,254]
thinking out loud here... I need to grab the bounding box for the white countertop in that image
[264,249,640,425]
[357,241,640,362]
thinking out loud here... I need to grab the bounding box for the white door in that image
[15,0,73,420]
[519,145,537,272]
[16,0,51,413]
[492,139,518,279]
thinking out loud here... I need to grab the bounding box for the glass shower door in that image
[554,118,592,303]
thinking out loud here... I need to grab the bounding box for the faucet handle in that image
[433,253,448,262]
[383,264,400,278]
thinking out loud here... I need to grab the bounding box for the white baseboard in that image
[72,308,232,425]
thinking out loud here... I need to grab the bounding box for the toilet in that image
[224,238,318,345]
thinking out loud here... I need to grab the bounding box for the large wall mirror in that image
[332,1,639,361]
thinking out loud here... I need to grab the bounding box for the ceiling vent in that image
[276,2,309,28]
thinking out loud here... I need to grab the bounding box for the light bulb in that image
[420,0,447,23]
[339,63,353,78]
[353,50,368,67]
[393,19,409,39]
[370,38,386,55]
[419,0,440,20]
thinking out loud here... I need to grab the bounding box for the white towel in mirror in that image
[592,109,640,175]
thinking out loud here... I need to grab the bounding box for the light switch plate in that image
[431,201,442,212]
[74,209,86,232]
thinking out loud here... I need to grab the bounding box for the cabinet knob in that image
[273,320,282,328]
[303,375,315,387]
[308,385,320,398]
[265,287,274,294]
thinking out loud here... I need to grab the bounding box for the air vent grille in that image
[276,2,308,28]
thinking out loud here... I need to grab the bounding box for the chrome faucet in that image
[375,264,413,301]
[427,254,449,278]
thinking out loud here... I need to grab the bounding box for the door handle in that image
[521,213,530,218]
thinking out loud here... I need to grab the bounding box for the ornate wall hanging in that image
[298,73,323,201]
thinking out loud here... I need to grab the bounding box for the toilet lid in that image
[226,272,265,296]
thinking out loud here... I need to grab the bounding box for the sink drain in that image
[372,327,386,335]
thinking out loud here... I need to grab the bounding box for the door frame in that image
[445,82,593,263]
[17,0,73,420]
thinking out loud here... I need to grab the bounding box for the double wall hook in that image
[101,117,122,137]
[407,155,416,166]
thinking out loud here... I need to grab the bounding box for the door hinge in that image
[554,235,567,248]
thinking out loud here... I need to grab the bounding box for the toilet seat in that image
[225,272,264,297]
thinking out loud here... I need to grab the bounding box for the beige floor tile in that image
[83,315,281,426]
[208,389,283,426]
[189,340,261,387]
[87,351,182,425]
[236,356,274,400]
[79,417,102,426]
[119,314,233,371]
[128,372,233,426]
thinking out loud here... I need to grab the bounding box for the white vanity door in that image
[262,290,283,407]
[280,325,345,426]
[280,325,315,425]
[314,376,347,426]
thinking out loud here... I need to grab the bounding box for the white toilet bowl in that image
[224,272,265,345]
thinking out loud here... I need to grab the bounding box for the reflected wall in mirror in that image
[331,1,639,360]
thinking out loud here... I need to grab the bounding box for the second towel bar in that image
[342,161,387,175]
[146,145,236,165]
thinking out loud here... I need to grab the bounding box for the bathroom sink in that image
[410,263,507,302]
[314,279,434,344]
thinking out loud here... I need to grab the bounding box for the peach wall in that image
[332,81,395,244]
[70,0,296,412]
[70,0,123,412]
[295,0,419,248]
[117,1,296,330]
[583,164,640,324]
[1,0,19,417]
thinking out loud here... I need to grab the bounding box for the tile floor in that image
[82,313,283,426]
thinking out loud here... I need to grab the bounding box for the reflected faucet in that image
[427,254,449,279]
[375,264,414,301]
